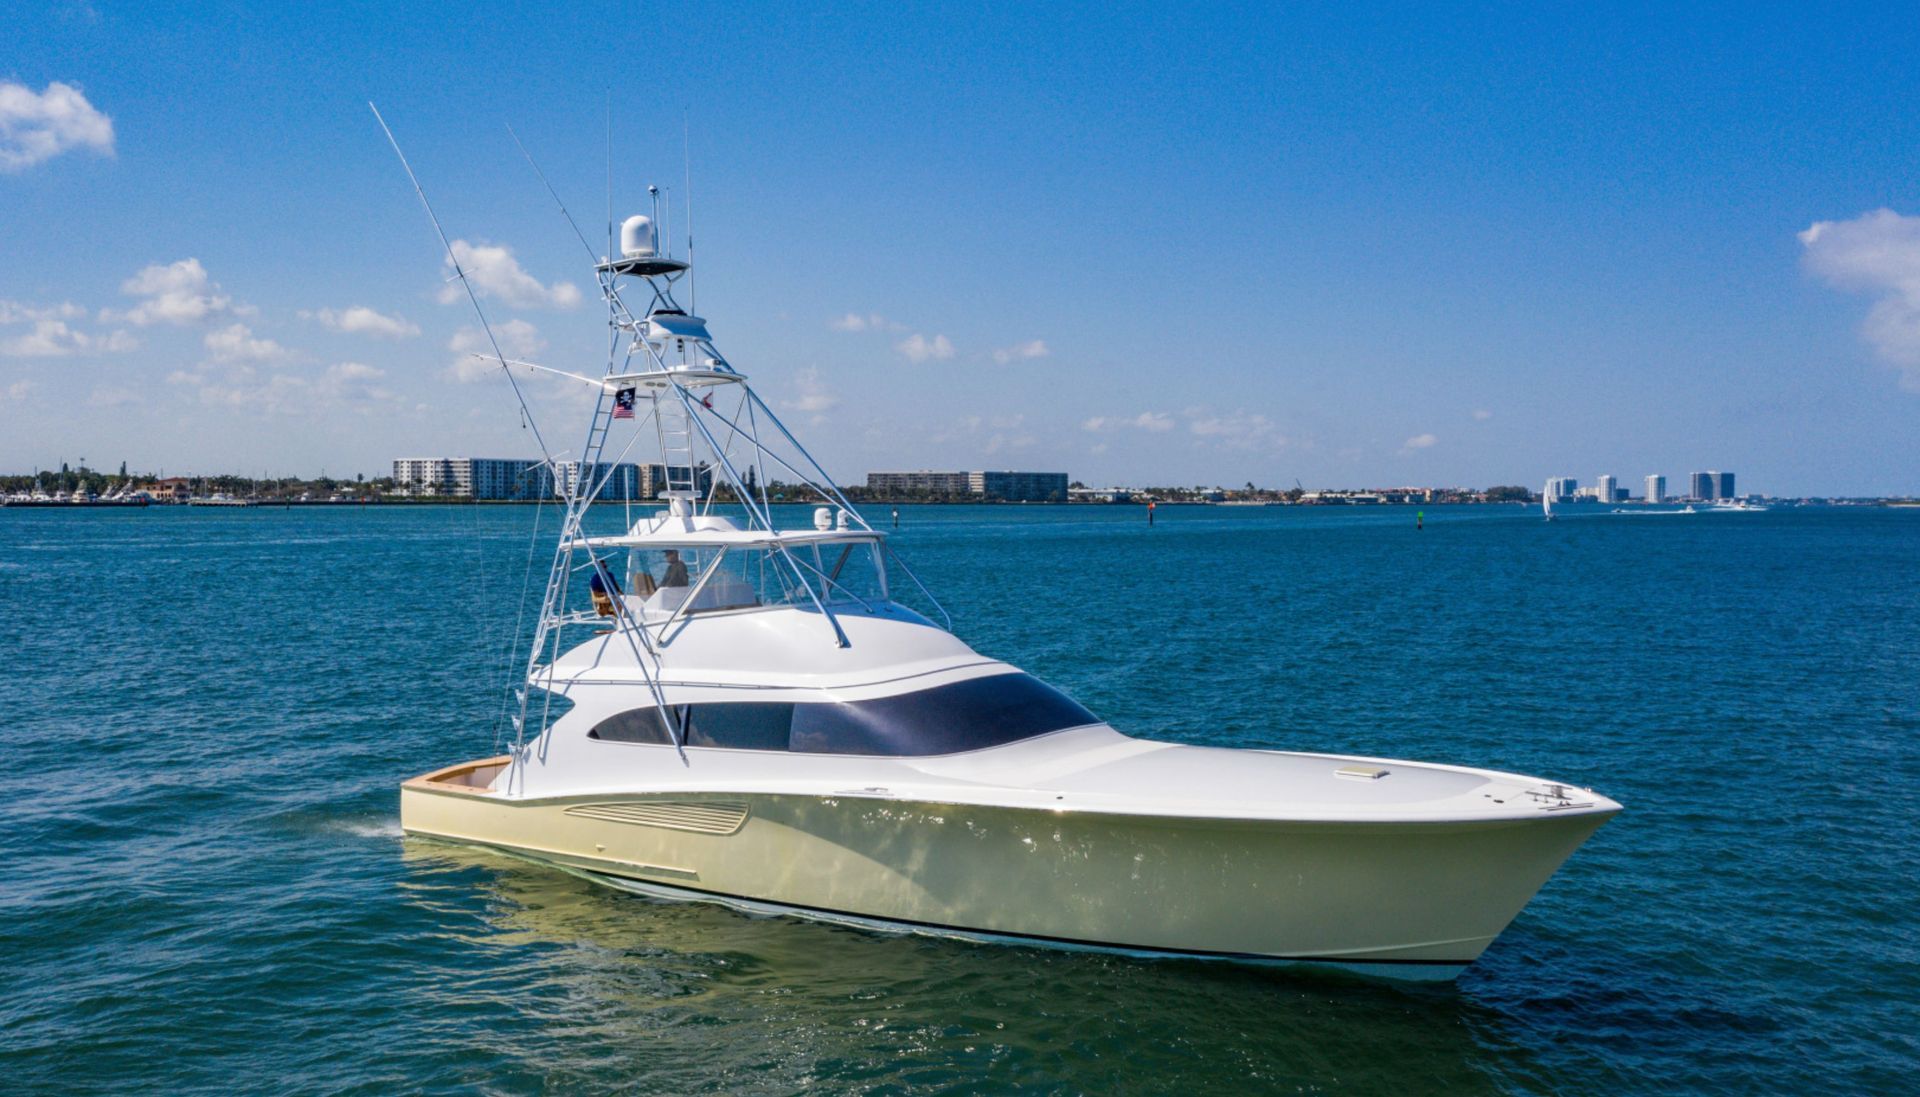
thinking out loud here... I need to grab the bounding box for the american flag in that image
[612,386,636,419]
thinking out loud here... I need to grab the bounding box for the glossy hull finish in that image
[402,763,1612,980]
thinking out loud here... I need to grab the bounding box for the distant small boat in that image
[1542,481,1555,522]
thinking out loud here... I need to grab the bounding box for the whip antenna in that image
[506,122,599,266]
[606,89,614,266]
[684,109,695,313]
[368,102,556,467]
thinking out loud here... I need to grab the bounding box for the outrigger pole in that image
[369,103,557,470]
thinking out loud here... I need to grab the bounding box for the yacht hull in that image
[402,760,1611,980]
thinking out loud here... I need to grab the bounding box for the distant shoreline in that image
[8,497,1917,511]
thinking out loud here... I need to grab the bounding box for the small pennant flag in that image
[612,386,636,419]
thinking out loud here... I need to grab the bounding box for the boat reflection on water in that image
[396,839,1556,1093]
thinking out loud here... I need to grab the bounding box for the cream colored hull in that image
[401,760,1611,980]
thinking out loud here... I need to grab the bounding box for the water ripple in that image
[2,504,1916,1094]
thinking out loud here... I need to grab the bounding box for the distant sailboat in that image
[1542,481,1555,522]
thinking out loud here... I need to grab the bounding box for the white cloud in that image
[192,373,311,414]
[3,379,36,402]
[175,360,394,414]
[1800,208,1920,390]
[0,319,136,357]
[319,361,395,404]
[991,339,1050,364]
[113,258,248,326]
[303,306,419,339]
[88,386,138,407]
[982,430,1036,455]
[0,300,86,324]
[448,319,544,382]
[830,312,906,332]
[1082,411,1174,433]
[1401,432,1439,452]
[440,240,581,309]
[1472,408,1493,421]
[0,80,113,172]
[895,333,955,362]
[204,323,289,362]
[785,367,838,420]
[926,412,1033,453]
[1186,408,1289,451]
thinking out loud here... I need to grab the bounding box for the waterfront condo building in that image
[1596,475,1617,505]
[552,461,641,502]
[393,457,546,500]
[550,461,712,501]
[968,470,1070,502]
[866,470,1069,502]
[1689,471,1714,500]
[864,471,973,495]
[393,458,712,501]
[1646,474,1666,504]
[1548,477,1579,503]
[1713,470,1735,499]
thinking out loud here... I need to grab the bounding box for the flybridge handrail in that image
[564,528,888,550]
[490,155,960,755]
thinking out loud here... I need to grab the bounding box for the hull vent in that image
[565,800,750,835]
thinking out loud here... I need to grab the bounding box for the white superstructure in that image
[392,152,1619,981]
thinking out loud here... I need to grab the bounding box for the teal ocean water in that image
[2,503,1916,1094]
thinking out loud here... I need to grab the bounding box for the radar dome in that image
[620,215,656,259]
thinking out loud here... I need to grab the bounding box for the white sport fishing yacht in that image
[397,178,1620,981]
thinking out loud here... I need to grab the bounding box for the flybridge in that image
[508,201,950,748]
[373,114,948,759]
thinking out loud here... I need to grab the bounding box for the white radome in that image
[620,213,655,259]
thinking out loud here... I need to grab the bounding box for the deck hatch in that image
[565,800,750,835]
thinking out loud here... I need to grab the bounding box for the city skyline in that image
[4,5,1920,494]
[18,455,1802,504]
[1549,470,1737,503]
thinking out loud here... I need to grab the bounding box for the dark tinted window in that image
[788,674,1095,756]
[685,702,795,750]
[588,707,677,744]
[587,674,1098,756]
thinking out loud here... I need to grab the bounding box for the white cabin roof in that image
[605,366,745,390]
[569,510,885,550]
[645,312,712,343]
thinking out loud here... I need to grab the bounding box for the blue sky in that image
[3,1,1918,494]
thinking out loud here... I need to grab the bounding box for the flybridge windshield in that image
[607,538,888,619]
[586,674,1099,756]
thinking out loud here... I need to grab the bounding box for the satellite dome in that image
[620,215,656,259]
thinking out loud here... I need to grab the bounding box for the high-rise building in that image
[1596,475,1617,505]
[865,471,973,495]
[1646,474,1665,504]
[866,470,1069,502]
[1713,471,1735,499]
[1690,471,1713,501]
[394,457,722,502]
[968,471,1070,502]
[1547,477,1579,503]
[393,457,547,499]
[553,461,644,501]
